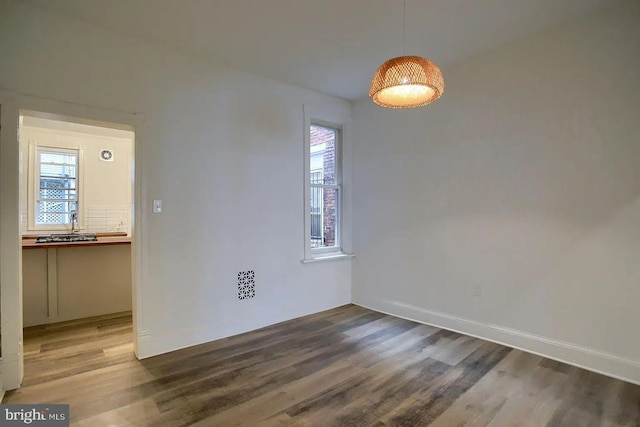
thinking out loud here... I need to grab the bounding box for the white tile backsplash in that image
[22,205,130,235]
[20,208,28,233]
[85,205,130,234]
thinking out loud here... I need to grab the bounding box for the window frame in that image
[303,105,352,262]
[28,143,84,231]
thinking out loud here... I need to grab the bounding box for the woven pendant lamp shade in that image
[369,55,444,108]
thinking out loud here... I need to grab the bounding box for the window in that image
[303,105,353,262]
[304,118,345,260]
[33,147,79,227]
[309,124,340,251]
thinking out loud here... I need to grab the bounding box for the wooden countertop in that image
[22,232,131,249]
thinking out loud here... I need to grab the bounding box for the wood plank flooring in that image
[4,305,640,426]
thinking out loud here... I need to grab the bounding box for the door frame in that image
[0,89,146,390]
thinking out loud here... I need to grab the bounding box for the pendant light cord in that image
[403,0,407,55]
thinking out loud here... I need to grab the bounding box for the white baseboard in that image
[353,293,640,386]
[136,325,228,360]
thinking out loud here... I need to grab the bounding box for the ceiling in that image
[22,114,134,139]
[25,0,616,101]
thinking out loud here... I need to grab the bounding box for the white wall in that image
[352,1,640,383]
[20,118,133,235]
[0,0,352,363]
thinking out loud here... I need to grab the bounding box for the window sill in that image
[301,252,355,264]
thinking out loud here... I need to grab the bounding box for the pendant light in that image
[369,0,444,108]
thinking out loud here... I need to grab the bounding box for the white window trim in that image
[302,105,354,263]
[27,142,85,232]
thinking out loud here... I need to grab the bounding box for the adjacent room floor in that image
[4,305,640,426]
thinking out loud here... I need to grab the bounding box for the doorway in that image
[20,111,134,325]
[0,93,142,392]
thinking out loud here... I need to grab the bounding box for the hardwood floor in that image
[4,305,640,426]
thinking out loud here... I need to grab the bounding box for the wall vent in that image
[237,270,255,300]
[99,149,114,162]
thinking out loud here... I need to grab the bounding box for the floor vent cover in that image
[238,270,256,300]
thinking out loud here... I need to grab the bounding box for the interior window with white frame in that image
[308,122,341,254]
[33,147,79,227]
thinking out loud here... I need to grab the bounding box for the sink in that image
[36,233,98,243]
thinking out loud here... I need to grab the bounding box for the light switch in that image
[153,199,162,213]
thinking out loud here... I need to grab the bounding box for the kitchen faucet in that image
[71,212,78,233]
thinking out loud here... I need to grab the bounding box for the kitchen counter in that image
[22,232,130,249]
[22,236,131,249]
[22,231,132,327]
